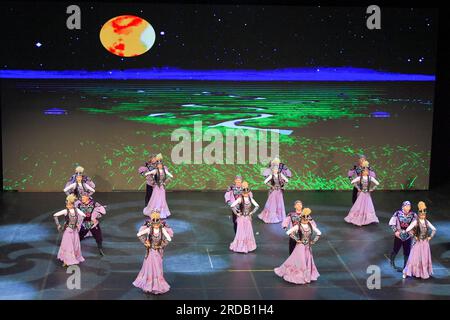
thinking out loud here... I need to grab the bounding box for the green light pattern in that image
[2,81,433,191]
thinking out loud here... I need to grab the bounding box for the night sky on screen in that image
[1,2,438,74]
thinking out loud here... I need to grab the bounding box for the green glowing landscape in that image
[2,81,433,191]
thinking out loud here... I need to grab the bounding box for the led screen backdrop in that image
[0,3,437,191]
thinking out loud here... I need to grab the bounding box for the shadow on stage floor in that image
[1,189,449,300]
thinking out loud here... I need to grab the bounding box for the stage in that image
[0,188,449,300]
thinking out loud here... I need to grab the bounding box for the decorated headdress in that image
[270,156,281,168]
[155,153,163,161]
[402,200,411,208]
[361,160,369,168]
[417,201,427,214]
[66,194,77,204]
[150,209,161,224]
[300,207,312,218]
[241,181,250,193]
[75,166,84,174]
[294,200,303,206]
[80,190,92,198]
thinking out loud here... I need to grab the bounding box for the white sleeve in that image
[53,209,67,217]
[165,170,173,178]
[406,220,417,232]
[280,173,289,183]
[162,227,172,242]
[351,177,360,184]
[146,169,157,176]
[312,225,322,236]
[137,227,150,237]
[230,198,241,208]
[63,183,76,193]
[85,184,95,193]
[251,198,259,207]
[427,221,436,231]
[371,177,380,185]
[76,208,86,217]
[264,175,272,184]
[286,224,299,235]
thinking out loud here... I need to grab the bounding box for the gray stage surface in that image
[1,189,449,300]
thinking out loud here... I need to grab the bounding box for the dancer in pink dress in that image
[282,200,318,255]
[347,154,376,204]
[262,156,292,179]
[143,157,173,219]
[275,208,321,284]
[133,210,173,294]
[403,201,437,279]
[224,175,253,234]
[64,166,96,200]
[229,182,259,253]
[53,194,86,267]
[344,162,380,226]
[258,165,289,224]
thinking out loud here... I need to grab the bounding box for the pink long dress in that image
[133,224,174,294]
[403,219,436,279]
[344,176,379,226]
[143,167,172,219]
[55,208,85,266]
[258,173,287,224]
[275,222,321,284]
[229,196,258,253]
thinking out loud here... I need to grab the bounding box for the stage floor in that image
[1,189,449,300]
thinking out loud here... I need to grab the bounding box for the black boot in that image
[98,245,105,256]
[389,252,398,270]
[403,256,409,270]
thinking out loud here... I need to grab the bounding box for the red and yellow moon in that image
[99,15,156,57]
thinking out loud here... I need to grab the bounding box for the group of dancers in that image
[53,166,106,267]
[52,153,437,295]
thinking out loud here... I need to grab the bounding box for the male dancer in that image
[282,200,302,254]
[347,154,376,204]
[138,153,160,206]
[388,201,417,271]
[76,191,106,256]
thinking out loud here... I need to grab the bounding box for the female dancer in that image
[53,194,86,267]
[344,162,379,226]
[133,210,173,294]
[403,201,436,279]
[229,182,259,253]
[263,156,292,178]
[275,208,321,284]
[347,154,376,204]
[143,159,173,219]
[64,171,95,199]
[258,165,288,223]
[224,175,253,234]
